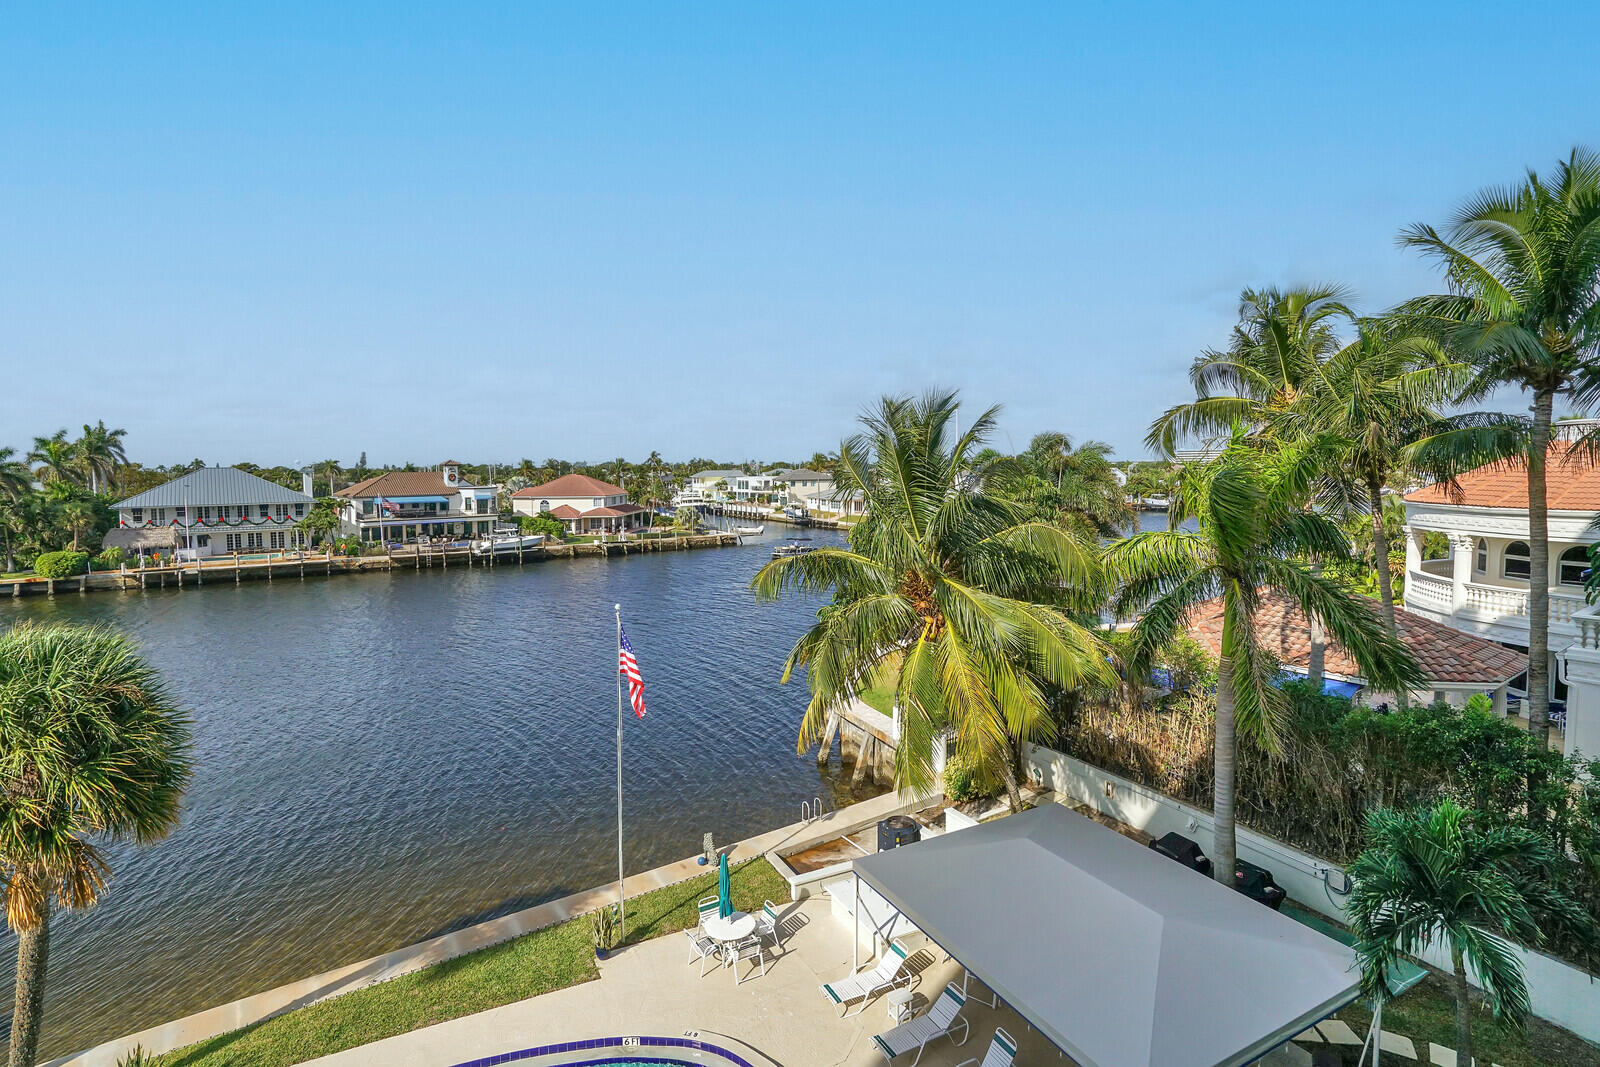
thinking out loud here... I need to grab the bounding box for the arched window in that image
[1475,538,1487,574]
[1559,544,1592,586]
[1503,540,1531,580]
[539,500,550,512]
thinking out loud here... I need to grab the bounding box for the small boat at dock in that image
[735,524,766,535]
[471,528,546,556]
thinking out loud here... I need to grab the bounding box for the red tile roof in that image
[581,503,646,517]
[1405,441,1600,511]
[1186,590,1526,686]
[513,474,626,498]
[547,505,581,519]
[337,471,456,498]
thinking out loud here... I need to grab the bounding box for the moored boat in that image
[471,529,546,556]
[735,524,766,535]
[771,536,814,559]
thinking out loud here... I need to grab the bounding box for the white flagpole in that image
[615,604,626,936]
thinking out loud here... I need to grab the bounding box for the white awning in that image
[852,804,1360,1067]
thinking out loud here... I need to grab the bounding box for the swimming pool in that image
[447,1034,758,1067]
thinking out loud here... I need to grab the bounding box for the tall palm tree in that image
[996,433,1132,539]
[1401,148,1600,751]
[0,624,192,1067]
[25,432,78,489]
[752,392,1112,810]
[0,450,31,573]
[1293,318,1469,629]
[73,422,128,494]
[1106,437,1422,885]
[1349,800,1597,1067]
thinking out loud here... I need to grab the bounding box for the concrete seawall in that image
[2,534,741,600]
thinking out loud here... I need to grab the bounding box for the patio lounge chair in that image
[871,982,970,1065]
[685,927,722,977]
[820,937,917,1017]
[954,1027,1017,1067]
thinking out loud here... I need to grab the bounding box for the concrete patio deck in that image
[305,896,1068,1067]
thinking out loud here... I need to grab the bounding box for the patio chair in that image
[954,1028,1017,1067]
[696,895,721,932]
[871,982,970,1065]
[820,937,918,1018]
[729,933,767,984]
[753,899,783,947]
[685,927,722,977]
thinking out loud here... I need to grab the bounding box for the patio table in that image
[703,911,755,952]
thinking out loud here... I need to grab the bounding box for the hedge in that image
[32,551,90,579]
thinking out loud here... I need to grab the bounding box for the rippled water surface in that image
[0,530,871,1058]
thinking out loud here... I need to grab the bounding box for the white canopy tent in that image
[851,804,1361,1067]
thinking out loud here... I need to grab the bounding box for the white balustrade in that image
[1405,570,1453,614]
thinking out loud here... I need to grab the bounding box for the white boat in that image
[471,530,546,556]
[735,524,766,535]
[771,536,814,559]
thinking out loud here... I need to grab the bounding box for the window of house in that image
[363,500,374,515]
[295,503,304,517]
[540,500,549,512]
[197,535,209,547]
[1559,544,1592,586]
[1503,540,1531,580]
[259,504,270,517]
[1475,539,1487,574]
[132,508,143,523]
[176,506,186,519]
[269,531,285,550]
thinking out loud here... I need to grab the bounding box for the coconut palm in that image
[0,623,192,1067]
[1147,285,1350,456]
[1349,800,1597,1067]
[997,433,1133,539]
[752,391,1112,811]
[1400,148,1600,751]
[0,450,31,573]
[25,432,78,489]
[1106,436,1422,885]
[73,422,128,494]
[1292,318,1469,629]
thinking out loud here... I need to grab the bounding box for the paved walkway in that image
[305,896,1065,1067]
[47,790,925,1067]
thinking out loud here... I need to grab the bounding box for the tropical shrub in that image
[517,512,565,539]
[94,546,126,570]
[31,550,90,578]
[942,747,999,804]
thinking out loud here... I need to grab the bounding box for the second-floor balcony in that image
[1404,560,1588,646]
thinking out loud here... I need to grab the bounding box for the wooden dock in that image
[0,533,741,599]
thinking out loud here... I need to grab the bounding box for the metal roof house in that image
[112,467,315,559]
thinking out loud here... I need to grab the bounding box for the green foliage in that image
[517,512,565,538]
[942,747,999,804]
[116,1046,153,1067]
[588,903,621,950]
[31,550,90,578]
[94,546,126,570]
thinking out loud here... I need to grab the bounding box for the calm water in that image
[0,529,872,1058]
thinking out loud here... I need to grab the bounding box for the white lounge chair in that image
[820,937,918,1017]
[955,1027,1017,1067]
[872,982,970,1065]
[685,927,722,976]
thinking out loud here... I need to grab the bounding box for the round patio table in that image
[703,911,755,969]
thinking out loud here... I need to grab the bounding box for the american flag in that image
[618,627,646,718]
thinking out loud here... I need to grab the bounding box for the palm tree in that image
[1401,148,1600,751]
[0,450,31,573]
[0,624,192,1067]
[1349,800,1597,1067]
[25,432,78,489]
[73,422,128,494]
[1106,437,1422,885]
[1293,318,1468,630]
[752,391,1112,810]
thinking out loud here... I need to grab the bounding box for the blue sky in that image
[4,4,1597,467]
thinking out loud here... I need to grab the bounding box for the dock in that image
[0,533,741,599]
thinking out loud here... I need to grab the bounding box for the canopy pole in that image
[852,871,860,972]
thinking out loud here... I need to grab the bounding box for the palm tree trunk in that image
[8,903,50,1067]
[1368,470,1408,710]
[1450,943,1474,1067]
[1306,554,1326,688]
[1526,390,1552,753]
[1213,652,1238,887]
[999,746,1025,814]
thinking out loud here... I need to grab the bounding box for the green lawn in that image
[859,683,896,716]
[151,858,791,1067]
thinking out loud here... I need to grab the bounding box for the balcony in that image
[1404,565,1588,645]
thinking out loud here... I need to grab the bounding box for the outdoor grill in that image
[1147,831,1213,876]
[877,815,921,852]
[1233,859,1287,910]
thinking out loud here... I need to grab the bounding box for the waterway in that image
[0,527,872,1058]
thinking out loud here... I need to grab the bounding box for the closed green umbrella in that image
[718,853,733,918]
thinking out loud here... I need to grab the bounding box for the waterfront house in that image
[768,467,834,505]
[109,466,315,558]
[336,461,501,544]
[1188,590,1527,710]
[511,473,648,534]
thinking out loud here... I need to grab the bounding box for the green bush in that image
[94,546,126,570]
[517,512,566,539]
[33,550,90,578]
[943,748,999,804]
